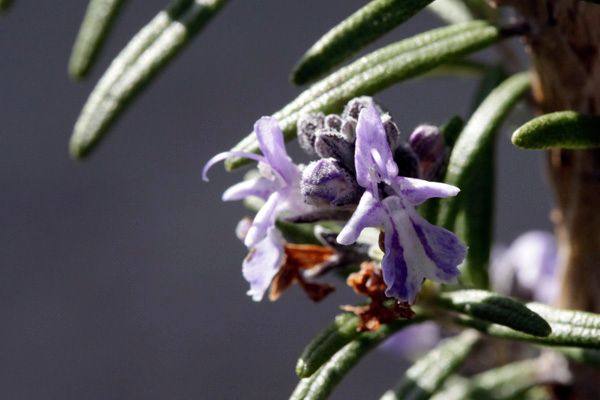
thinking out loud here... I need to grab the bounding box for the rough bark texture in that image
[497,1,600,397]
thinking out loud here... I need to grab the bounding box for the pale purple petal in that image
[235,218,252,241]
[379,322,440,359]
[242,227,285,302]
[245,191,282,248]
[491,231,559,304]
[408,208,466,282]
[379,197,465,303]
[222,177,277,202]
[337,190,385,245]
[202,150,265,181]
[354,104,398,189]
[254,117,298,183]
[391,176,460,206]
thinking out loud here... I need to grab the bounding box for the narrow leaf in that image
[459,146,493,289]
[291,318,425,400]
[226,21,503,170]
[291,0,435,85]
[295,313,360,378]
[427,0,474,25]
[69,0,128,79]
[455,301,600,348]
[430,360,540,400]
[458,65,507,289]
[69,0,227,159]
[438,290,551,337]
[381,330,479,400]
[438,72,530,230]
[512,111,600,149]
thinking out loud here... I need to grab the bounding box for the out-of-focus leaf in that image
[551,346,600,369]
[69,0,128,79]
[430,360,541,400]
[380,330,479,400]
[291,318,424,400]
[0,0,12,11]
[438,72,530,230]
[512,111,600,149]
[226,21,503,170]
[291,0,435,85]
[455,301,600,348]
[427,0,474,24]
[438,290,551,337]
[69,0,227,159]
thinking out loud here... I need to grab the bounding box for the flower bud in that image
[382,114,401,151]
[409,124,446,180]
[393,144,419,178]
[297,112,324,155]
[324,114,343,131]
[314,130,355,171]
[301,158,361,207]
[342,96,381,120]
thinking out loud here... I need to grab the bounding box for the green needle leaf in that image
[438,290,552,337]
[454,301,600,348]
[457,65,507,289]
[430,360,541,400]
[438,72,531,230]
[291,318,426,400]
[427,0,474,25]
[291,0,435,85]
[295,313,360,378]
[226,21,503,170]
[69,0,227,159]
[69,0,128,80]
[381,330,479,400]
[511,111,600,149]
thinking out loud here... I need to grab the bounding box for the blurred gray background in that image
[0,1,552,399]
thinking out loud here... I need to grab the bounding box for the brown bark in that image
[496,1,600,397]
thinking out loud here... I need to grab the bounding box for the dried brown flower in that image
[343,262,414,331]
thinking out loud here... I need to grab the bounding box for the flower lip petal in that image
[202,150,265,182]
[242,227,286,302]
[254,117,298,183]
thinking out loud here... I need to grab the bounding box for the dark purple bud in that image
[314,130,355,171]
[409,124,447,180]
[342,96,381,120]
[297,113,325,155]
[382,113,401,151]
[301,158,361,207]
[393,143,420,178]
[324,114,343,131]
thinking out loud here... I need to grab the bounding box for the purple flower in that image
[336,104,467,303]
[379,322,440,360]
[491,231,559,304]
[203,117,311,300]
